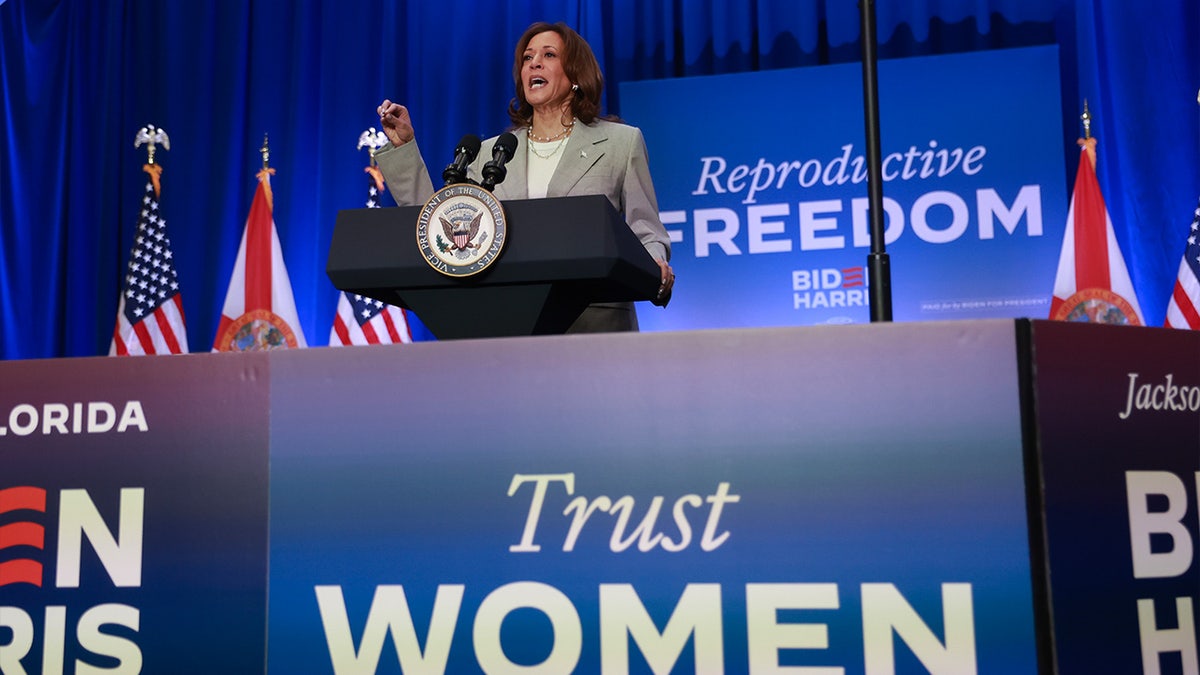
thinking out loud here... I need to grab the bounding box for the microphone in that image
[442,134,481,187]
[481,132,519,192]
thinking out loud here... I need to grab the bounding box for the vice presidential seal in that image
[416,183,507,277]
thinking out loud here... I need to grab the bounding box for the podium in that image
[326,194,662,339]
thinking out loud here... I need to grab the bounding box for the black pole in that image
[859,0,892,322]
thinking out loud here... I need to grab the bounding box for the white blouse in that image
[525,136,568,199]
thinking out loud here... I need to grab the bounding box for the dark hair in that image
[506,22,608,128]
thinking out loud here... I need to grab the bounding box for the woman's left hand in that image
[654,259,675,307]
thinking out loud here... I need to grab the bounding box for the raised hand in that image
[377,99,415,147]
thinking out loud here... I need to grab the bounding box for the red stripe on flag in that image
[332,315,352,346]
[400,311,414,342]
[0,559,43,587]
[1071,154,1111,291]
[172,293,187,323]
[382,310,402,343]
[214,315,233,346]
[360,320,381,344]
[1172,283,1200,329]
[0,522,45,550]
[0,487,46,514]
[133,320,157,355]
[112,321,130,356]
[245,183,273,312]
[153,306,181,353]
[1048,296,1063,320]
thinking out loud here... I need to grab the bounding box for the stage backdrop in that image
[5,2,1200,360]
[623,45,1069,331]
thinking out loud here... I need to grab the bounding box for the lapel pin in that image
[580,150,588,159]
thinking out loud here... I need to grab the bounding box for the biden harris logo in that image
[0,486,145,672]
[792,266,868,320]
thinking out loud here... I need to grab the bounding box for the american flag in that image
[1164,198,1200,328]
[110,172,188,355]
[329,170,414,346]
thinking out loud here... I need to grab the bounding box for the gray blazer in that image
[376,119,671,333]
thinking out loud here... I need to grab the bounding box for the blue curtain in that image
[3,0,1198,359]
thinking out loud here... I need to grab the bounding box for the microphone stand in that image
[859,0,892,322]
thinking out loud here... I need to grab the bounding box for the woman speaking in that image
[375,21,674,333]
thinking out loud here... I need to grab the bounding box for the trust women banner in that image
[622,46,1068,331]
[265,322,1040,674]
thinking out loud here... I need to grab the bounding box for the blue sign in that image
[622,46,1068,330]
[266,323,1040,673]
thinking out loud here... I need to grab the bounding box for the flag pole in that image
[1079,100,1097,168]
[260,133,271,170]
[257,133,276,208]
[859,0,892,322]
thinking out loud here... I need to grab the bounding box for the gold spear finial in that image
[134,124,170,165]
[1081,99,1092,140]
[260,134,271,170]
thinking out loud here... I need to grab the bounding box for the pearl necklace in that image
[528,135,568,160]
[527,120,575,143]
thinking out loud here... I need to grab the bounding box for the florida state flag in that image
[213,167,307,351]
[1049,139,1144,325]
